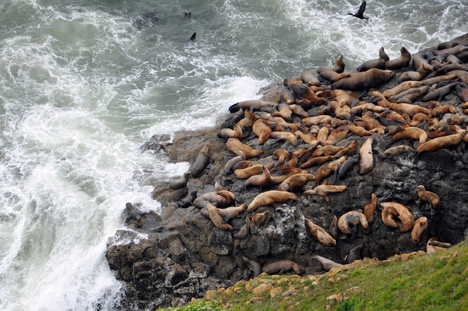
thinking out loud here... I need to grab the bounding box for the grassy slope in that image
[158,238,468,311]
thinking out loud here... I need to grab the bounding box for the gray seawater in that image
[0,0,466,310]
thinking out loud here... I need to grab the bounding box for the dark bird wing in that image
[356,1,367,17]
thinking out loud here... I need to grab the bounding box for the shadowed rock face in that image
[106,34,468,310]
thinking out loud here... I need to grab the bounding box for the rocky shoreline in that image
[106,34,468,310]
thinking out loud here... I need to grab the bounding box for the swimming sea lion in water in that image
[337,210,369,235]
[247,190,297,212]
[416,131,467,155]
[304,217,336,246]
[380,202,414,232]
[359,136,373,175]
[411,216,428,244]
[262,260,303,275]
[313,255,342,271]
[385,47,412,70]
[417,185,440,208]
[348,1,369,19]
[332,68,395,91]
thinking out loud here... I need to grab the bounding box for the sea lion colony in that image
[164,41,468,277]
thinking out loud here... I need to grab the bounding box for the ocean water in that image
[0,0,466,310]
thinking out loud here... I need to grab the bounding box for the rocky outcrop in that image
[106,34,468,310]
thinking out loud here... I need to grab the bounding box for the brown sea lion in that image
[229,100,275,113]
[190,143,210,178]
[233,217,251,239]
[313,255,342,271]
[226,138,263,158]
[245,165,274,189]
[416,131,467,154]
[295,128,318,144]
[252,119,272,145]
[304,184,348,202]
[333,140,358,159]
[346,123,372,136]
[271,167,306,183]
[382,81,424,98]
[249,210,270,234]
[193,190,235,209]
[417,185,440,208]
[392,127,428,145]
[247,190,297,212]
[410,112,431,127]
[300,69,322,86]
[380,202,414,232]
[385,47,412,70]
[223,151,246,174]
[234,164,265,179]
[302,115,333,126]
[242,256,261,278]
[359,136,373,175]
[337,210,369,235]
[206,203,233,231]
[398,66,432,83]
[389,101,431,116]
[304,217,336,246]
[279,86,296,104]
[364,193,378,223]
[332,68,395,91]
[270,131,298,146]
[318,55,345,73]
[431,104,457,117]
[262,260,303,275]
[290,84,325,105]
[426,237,452,254]
[318,71,351,83]
[312,145,346,157]
[201,203,246,222]
[278,173,315,192]
[411,216,428,244]
[433,44,468,56]
[412,52,433,71]
[289,104,310,118]
[356,47,389,71]
[272,103,293,121]
[300,155,334,169]
[316,155,348,182]
[455,83,468,102]
[236,109,257,129]
[383,145,415,155]
[273,149,291,164]
[323,127,349,146]
[218,123,243,141]
[329,215,339,239]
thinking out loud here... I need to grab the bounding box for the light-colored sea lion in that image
[262,260,303,275]
[270,131,298,146]
[236,109,257,130]
[426,237,452,254]
[317,126,329,143]
[302,115,333,126]
[271,167,306,183]
[410,112,431,127]
[206,203,233,231]
[245,165,274,189]
[253,119,272,144]
[359,136,373,175]
[229,100,275,113]
[234,164,264,179]
[417,185,440,208]
[323,127,349,146]
[190,143,210,178]
[242,256,261,278]
[382,81,424,98]
[304,184,348,202]
[356,47,389,71]
[272,103,293,121]
[380,202,414,232]
[385,47,412,70]
[411,216,428,244]
[278,173,315,192]
[289,104,309,118]
[392,127,428,145]
[273,149,291,163]
[223,151,246,174]
[364,193,377,223]
[304,218,336,246]
[383,145,415,155]
[316,155,348,182]
[201,203,246,223]
[295,128,318,144]
[412,52,433,71]
[346,123,372,136]
[337,210,369,235]
[168,170,192,190]
[351,102,385,115]
[318,55,345,73]
[362,111,386,131]
[416,131,467,154]
[389,101,430,116]
[300,69,322,86]
[318,71,350,83]
[398,66,432,83]
[333,140,358,159]
[313,255,342,271]
[249,210,270,234]
[300,155,334,169]
[226,138,263,159]
[312,145,345,157]
[431,104,456,117]
[290,84,325,105]
[218,123,243,141]
[247,190,297,212]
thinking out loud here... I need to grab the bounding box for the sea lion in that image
[398,66,432,83]
[229,100,274,113]
[329,215,339,239]
[433,44,468,56]
[422,83,456,102]
[247,190,297,212]
[411,216,428,244]
[300,69,322,86]
[313,255,342,271]
[242,256,261,278]
[318,55,345,73]
[273,149,291,163]
[304,184,348,202]
[245,166,274,189]
[431,104,456,117]
[201,203,246,222]
[272,103,293,121]
[206,203,233,231]
[191,144,210,178]
[359,136,373,175]
[416,131,467,154]
[262,260,303,275]
[346,123,372,136]
[270,131,298,146]
[300,155,334,169]
[168,170,192,190]
[218,123,243,141]
[332,68,395,91]
[226,138,263,159]
[417,185,440,208]
[290,104,310,118]
[234,163,273,179]
[345,244,364,263]
[302,115,333,126]
[278,173,315,192]
[304,218,336,246]
[249,211,270,234]
[348,1,369,19]
[323,127,349,146]
[177,190,197,208]
[382,81,424,98]
[316,155,348,182]
[318,71,350,83]
[383,145,415,156]
[317,126,329,143]
[234,217,251,239]
[333,140,358,158]
[392,127,428,145]
[335,155,360,181]
[426,237,452,254]
[364,193,377,223]
[280,87,296,104]
[290,84,325,105]
[356,47,389,71]
[271,167,306,183]
[337,210,369,235]
[252,119,272,144]
[237,109,257,130]
[412,52,433,71]
[455,83,468,102]
[295,128,318,144]
[223,151,246,174]
[193,190,235,209]
[385,47,412,70]
[380,202,414,232]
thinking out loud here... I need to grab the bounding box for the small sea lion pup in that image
[262,260,303,275]
[337,210,369,235]
[380,202,414,232]
[385,47,412,70]
[304,217,336,246]
[417,185,440,208]
[332,68,395,91]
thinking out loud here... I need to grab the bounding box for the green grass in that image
[157,238,468,311]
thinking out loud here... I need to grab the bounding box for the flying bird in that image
[348,1,369,19]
